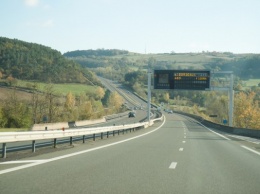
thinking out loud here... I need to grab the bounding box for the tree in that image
[1,89,32,128]
[108,91,124,112]
[64,92,75,111]
[234,92,260,129]
[95,87,105,100]
[163,92,170,102]
[79,101,93,120]
[0,105,7,127]
[44,84,58,123]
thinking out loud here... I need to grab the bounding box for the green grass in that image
[244,79,260,87]
[16,80,97,96]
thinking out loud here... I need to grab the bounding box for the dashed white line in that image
[169,162,177,169]
[179,148,184,151]
[182,141,186,143]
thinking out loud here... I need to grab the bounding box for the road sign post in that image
[152,69,234,127]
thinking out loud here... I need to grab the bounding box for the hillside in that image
[0,37,100,85]
[64,49,260,81]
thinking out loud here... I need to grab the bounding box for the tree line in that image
[63,49,129,57]
[0,85,124,129]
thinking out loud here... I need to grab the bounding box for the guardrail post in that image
[2,143,6,158]
[93,133,96,141]
[107,131,109,138]
[70,137,73,145]
[113,131,115,136]
[54,138,57,148]
[101,132,103,140]
[83,135,86,143]
[32,140,36,153]
[118,130,120,135]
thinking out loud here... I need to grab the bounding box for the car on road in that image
[128,112,136,118]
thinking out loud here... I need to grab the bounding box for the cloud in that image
[24,0,39,7]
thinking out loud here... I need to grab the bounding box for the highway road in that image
[1,113,260,193]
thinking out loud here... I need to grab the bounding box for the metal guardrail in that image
[0,116,164,158]
[0,123,147,143]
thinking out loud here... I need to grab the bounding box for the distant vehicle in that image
[164,109,173,114]
[128,112,136,118]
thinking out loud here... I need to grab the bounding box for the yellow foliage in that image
[108,92,123,111]
[234,92,260,129]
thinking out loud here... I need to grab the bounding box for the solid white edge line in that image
[0,116,166,175]
[197,122,231,141]
[228,135,260,144]
[177,113,230,141]
[0,160,47,164]
[241,146,260,156]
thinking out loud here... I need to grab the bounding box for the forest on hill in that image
[64,49,260,81]
[0,37,100,85]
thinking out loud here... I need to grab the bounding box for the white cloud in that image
[24,0,39,7]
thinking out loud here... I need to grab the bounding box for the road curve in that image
[1,113,260,194]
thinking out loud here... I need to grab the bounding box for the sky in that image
[1,0,260,54]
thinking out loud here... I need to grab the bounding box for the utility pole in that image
[211,71,234,127]
[147,68,152,125]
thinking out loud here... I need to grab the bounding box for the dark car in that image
[128,112,136,118]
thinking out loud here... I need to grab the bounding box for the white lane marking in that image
[241,146,260,156]
[182,141,186,143]
[169,162,177,169]
[197,122,231,141]
[0,160,46,164]
[228,135,260,144]
[179,148,184,151]
[176,113,230,141]
[0,116,166,175]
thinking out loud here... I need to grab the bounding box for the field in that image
[15,80,97,96]
[0,80,97,103]
[244,79,260,87]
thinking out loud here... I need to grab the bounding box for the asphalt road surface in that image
[1,113,260,194]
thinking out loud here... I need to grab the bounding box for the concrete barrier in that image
[75,118,106,127]
[31,118,107,131]
[174,111,260,139]
[31,122,69,131]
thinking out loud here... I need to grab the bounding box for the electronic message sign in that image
[154,70,210,90]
